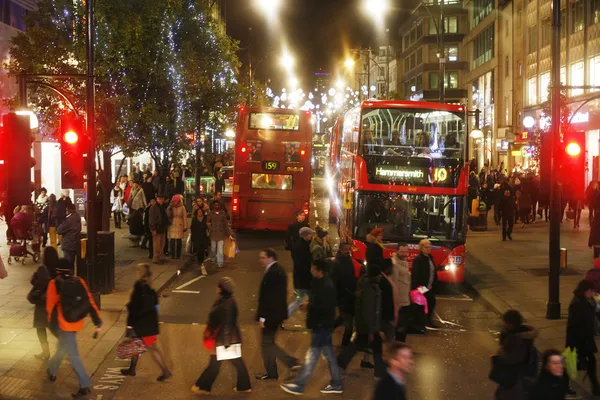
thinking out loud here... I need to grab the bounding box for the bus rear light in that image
[303,208,309,215]
[233,198,238,204]
[300,149,306,156]
[232,196,239,213]
[241,146,247,153]
[233,205,238,212]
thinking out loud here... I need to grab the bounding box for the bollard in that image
[560,248,567,269]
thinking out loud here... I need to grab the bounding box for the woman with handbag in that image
[121,264,172,381]
[191,277,251,394]
[28,246,59,360]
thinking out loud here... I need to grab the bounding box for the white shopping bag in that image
[216,343,242,361]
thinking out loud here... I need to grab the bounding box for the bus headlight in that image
[444,263,457,272]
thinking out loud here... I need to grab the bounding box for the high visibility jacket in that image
[46,276,101,332]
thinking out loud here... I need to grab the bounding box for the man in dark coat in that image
[330,243,357,346]
[337,265,386,378]
[280,260,343,395]
[56,204,81,268]
[284,210,308,252]
[499,189,517,241]
[214,171,225,195]
[411,239,438,329]
[288,227,314,318]
[255,249,299,380]
[373,342,414,400]
[55,191,72,240]
[142,175,156,204]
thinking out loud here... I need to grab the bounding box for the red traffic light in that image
[63,130,79,145]
[565,142,581,157]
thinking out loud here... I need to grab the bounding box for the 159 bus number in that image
[262,161,280,171]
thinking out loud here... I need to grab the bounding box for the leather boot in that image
[120,356,138,376]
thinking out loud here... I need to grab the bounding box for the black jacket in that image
[411,252,437,290]
[355,276,381,334]
[256,262,289,328]
[528,369,566,400]
[365,234,384,266]
[215,177,225,194]
[126,280,159,338]
[499,195,517,218]
[373,372,407,400]
[330,254,357,314]
[566,294,597,355]
[306,276,337,330]
[292,238,313,290]
[285,220,309,251]
[207,295,242,347]
[590,217,600,247]
[190,209,209,247]
[142,182,156,204]
[379,275,396,322]
[55,197,71,222]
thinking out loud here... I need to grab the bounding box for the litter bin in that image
[94,231,115,294]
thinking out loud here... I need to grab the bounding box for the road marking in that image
[172,290,201,294]
[437,294,473,301]
[175,275,206,290]
[434,312,465,329]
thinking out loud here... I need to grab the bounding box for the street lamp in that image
[344,58,356,69]
[253,0,282,20]
[280,51,295,72]
[362,0,390,25]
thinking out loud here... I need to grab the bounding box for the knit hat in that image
[299,227,315,238]
[316,227,328,239]
[218,277,235,294]
[594,258,600,269]
[370,228,384,237]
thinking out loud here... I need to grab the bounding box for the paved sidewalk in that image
[466,210,599,397]
[0,221,188,399]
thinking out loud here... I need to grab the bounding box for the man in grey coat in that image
[56,204,81,268]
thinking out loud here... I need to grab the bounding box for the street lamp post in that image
[547,0,561,319]
[439,0,445,102]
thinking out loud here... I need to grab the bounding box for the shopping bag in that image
[410,289,429,315]
[116,338,148,359]
[203,325,221,351]
[563,347,578,380]
[224,238,236,259]
[216,343,242,361]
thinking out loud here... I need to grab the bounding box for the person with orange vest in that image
[46,258,102,398]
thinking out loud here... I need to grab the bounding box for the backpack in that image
[57,275,91,323]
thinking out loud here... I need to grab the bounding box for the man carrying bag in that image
[46,258,102,398]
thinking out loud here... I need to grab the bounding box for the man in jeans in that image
[46,258,102,398]
[149,193,168,264]
[280,260,343,395]
[288,227,314,318]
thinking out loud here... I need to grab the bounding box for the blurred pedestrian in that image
[564,280,600,396]
[142,199,155,259]
[255,249,299,380]
[380,259,400,341]
[373,342,414,400]
[28,246,59,360]
[528,349,566,400]
[288,227,314,318]
[46,258,102,398]
[191,200,209,276]
[411,239,438,329]
[121,264,172,381]
[56,204,81,268]
[129,181,147,212]
[337,264,386,379]
[142,174,156,204]
[215,170,225,195]
[280,260,343,395]
[330,242,357,347]
[112,180,125,229]
[208,201,232,268]
[55,191,72,245]
[210,192,229,220]
[500,189,517,241]
[310,226,332,262]
[191,277,251,394]
[585,258,600,294]
[167,194,187,259]
[149,194,168,264]
[366,228,385,267]
[392,244,411,342]
[586,181,600,225]
[284,210,308,252]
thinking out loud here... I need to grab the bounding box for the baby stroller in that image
[7,212,40,265]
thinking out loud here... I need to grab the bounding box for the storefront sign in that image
[375,166,425,180]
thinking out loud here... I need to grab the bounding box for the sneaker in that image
[280,383,303,395]
[320,385,343,394]
[191,385,210,395]
[201,264,208,276]
[233,387,252,393]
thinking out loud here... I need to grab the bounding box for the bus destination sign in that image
[262,160,280,171]
[375,166,425,182]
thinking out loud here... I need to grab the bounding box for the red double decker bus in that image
[232,107,312,231]
[329,100,469,285]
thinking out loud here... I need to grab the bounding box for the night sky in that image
[225,0,405,90]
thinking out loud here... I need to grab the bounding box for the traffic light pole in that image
[547,0,561,320]
[86,0,98,300]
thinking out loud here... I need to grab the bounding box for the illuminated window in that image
[539,73,550,102]
[541,18,551,47]
[528,77,537,105]
[570,61,584,96]
[430,72,439,89]
[473,0,493,27]
[446,72,459,88]
[528,25,537,54]
[592,0,600,25]
[571,0,584,33]
[446,46,458,61]
[250,174,293,191]
[590,56,600,92]
[473,24,494,67]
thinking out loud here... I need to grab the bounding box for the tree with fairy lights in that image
[7,0,242,229]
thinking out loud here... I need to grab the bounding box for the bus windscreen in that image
[249,112,300,130]
[250,173,293,190]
